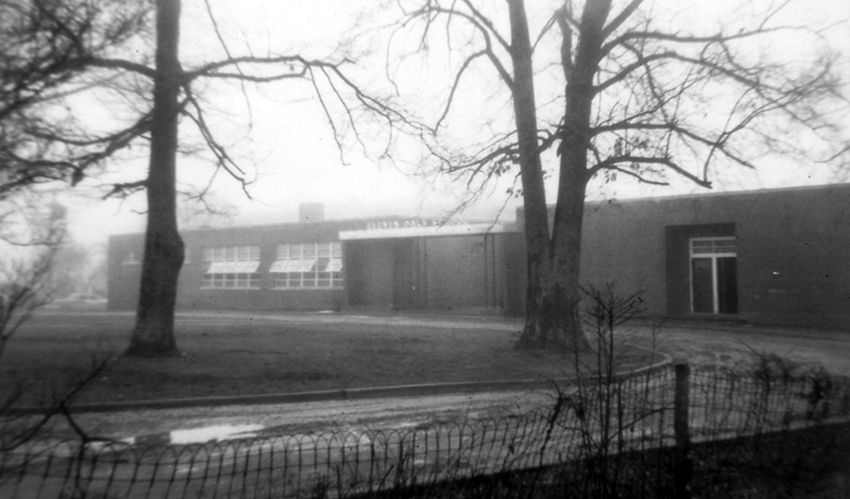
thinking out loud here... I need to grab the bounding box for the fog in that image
[48,0,850,247]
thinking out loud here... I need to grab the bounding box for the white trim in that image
[269,260,300,273]
[325,258,343,272]
[296,258,317,272]
[207,261,260,273]
[339,223,508,240]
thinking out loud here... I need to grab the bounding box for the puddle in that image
[128,424,265,446]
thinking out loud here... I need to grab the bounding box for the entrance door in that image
[690,238,738,314]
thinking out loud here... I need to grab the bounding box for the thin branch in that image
[600,25,794,60]
[605,165,669,186]
[307,66,349,165]
[202,0,254,132]
[588,154,712,187]
[405,3,515,89]
[102,179,148,199]
[181,84,251,196]
[186,54,329,80]
[458,0,512,53]
[435,49,487,130]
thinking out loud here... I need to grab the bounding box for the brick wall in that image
[108,219,378,312]
[508,184,850,328]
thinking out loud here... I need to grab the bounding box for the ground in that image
[4,310,849,443]
[2,310,657,405]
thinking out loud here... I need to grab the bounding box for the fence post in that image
[674,363,692,499]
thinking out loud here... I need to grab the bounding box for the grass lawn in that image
[1,311,658,405]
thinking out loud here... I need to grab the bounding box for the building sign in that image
[364,218,466,231]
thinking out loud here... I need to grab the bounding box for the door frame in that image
[689,236,738,314]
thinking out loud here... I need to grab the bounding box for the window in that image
[201,245,260,289]
[270,242,342,289]
[690,237,737,314]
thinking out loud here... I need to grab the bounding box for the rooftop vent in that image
[299,203,325,223]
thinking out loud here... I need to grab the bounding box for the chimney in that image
[298,203,325,223]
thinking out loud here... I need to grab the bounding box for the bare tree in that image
[49,242,106,298]
[4,0,419,356]
[0,0,151,200]
[0,203,65,358]
[392,0,849,350]
[88,0,417,356]
[0,202,72,453]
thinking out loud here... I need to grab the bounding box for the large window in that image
[690,237,737,314]
[270,242,342,289]
[202,245,261,289]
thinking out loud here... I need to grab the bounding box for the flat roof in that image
[585,182,850,207]
[339,222,512,240]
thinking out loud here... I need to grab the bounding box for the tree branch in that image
[600,0,643,40]
[404,2,515,90]
[102,179,148,199]
[85,57,157,79]
[435,49,487,130]
[600,25,793,60]
[588,154,712,187]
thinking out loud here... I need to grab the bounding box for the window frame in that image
[270,242,343,290]
[689,236,737,314]
[201,245,261,290]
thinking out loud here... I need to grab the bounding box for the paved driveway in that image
[633,322,850,375]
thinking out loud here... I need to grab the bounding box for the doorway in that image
[690,237,738,314]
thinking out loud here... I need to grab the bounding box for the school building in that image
[107,183,850,329]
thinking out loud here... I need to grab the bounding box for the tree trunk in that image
[505,0,581,351]
[125,0,183,357]
[514,0,611,351]
[515,175,589,351]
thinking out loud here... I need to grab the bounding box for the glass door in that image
[690,238,738,314]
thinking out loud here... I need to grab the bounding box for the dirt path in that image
[67,389,554,443]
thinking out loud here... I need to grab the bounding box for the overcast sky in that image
[61,0,850,246]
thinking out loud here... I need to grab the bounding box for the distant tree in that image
[49,241,107,298]
[0,201,113,458]
[394,0,849,350]
[0,204,63,453]
[47,243,88,297]
[0,200,67,374]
